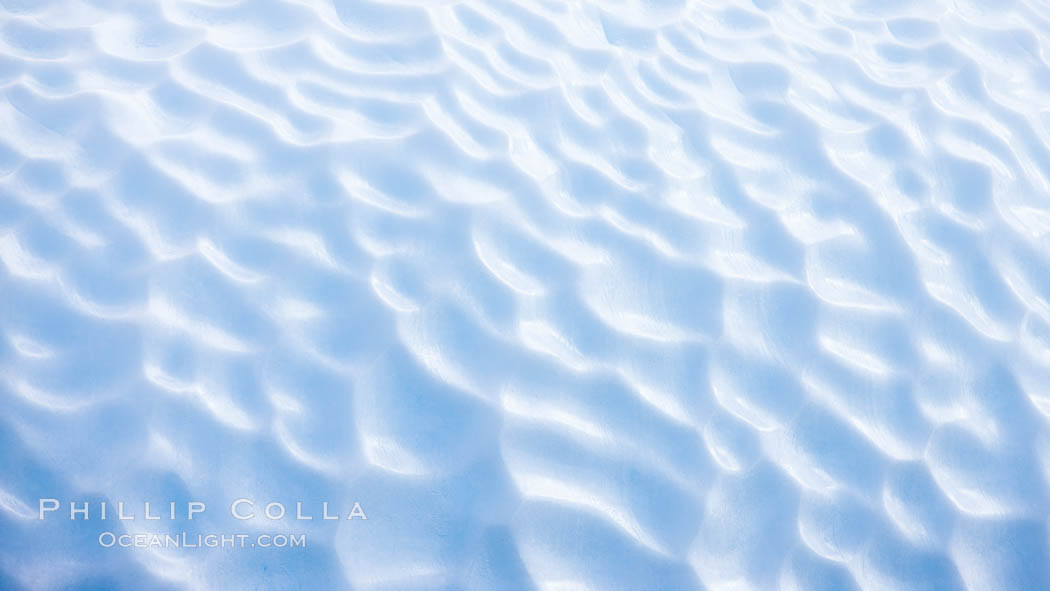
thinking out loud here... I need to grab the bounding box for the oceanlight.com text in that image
[98,532,307,549]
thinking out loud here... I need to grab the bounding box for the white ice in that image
[2,0,1050,590]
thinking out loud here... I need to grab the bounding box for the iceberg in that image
[2,0,1050,589]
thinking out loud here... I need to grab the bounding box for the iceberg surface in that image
[2,0,1050,589]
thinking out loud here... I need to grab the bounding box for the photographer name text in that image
[38,499,367,521]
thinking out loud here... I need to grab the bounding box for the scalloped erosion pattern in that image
[3,0,1050,590]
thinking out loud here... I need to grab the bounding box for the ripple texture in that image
[3,0,1050,590]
